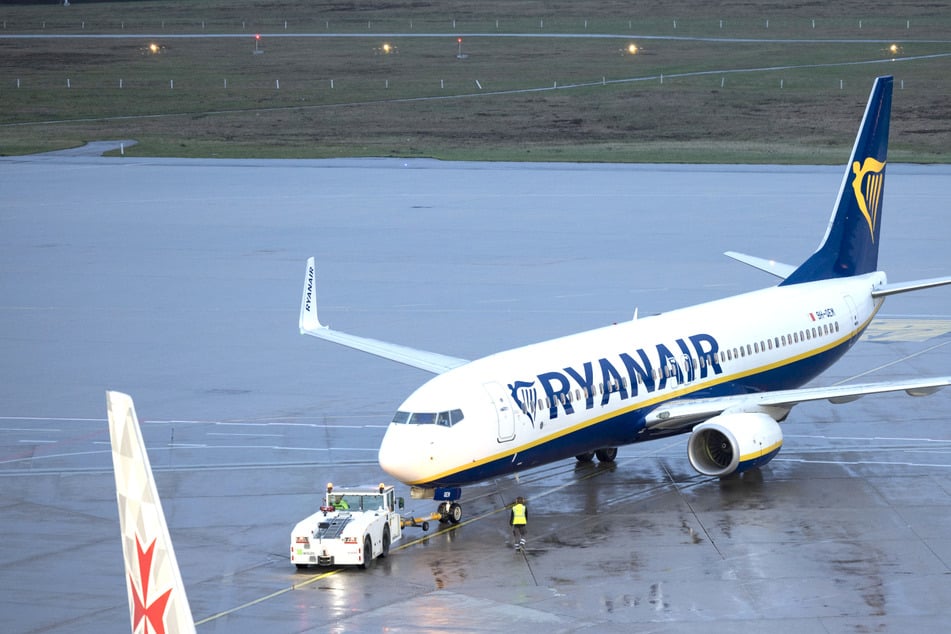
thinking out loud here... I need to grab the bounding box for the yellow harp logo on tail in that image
[851,157,886,242]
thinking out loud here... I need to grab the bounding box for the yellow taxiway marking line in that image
[195,569,342,625]
[864,318,951,342]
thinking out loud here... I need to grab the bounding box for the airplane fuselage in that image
[377,272,886,487]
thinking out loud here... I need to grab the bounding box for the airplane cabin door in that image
[484,382,516,442]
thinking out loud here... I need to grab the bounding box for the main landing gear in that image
[575,447,618,463]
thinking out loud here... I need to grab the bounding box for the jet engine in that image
[686,412,783,477]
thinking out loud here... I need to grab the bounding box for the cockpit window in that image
[392,409,465,427]
[409,412,436,425]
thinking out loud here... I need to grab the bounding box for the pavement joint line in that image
[834,338,951,385]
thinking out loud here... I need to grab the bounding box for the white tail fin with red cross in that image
[107,391,196,634]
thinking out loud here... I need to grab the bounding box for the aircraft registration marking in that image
[863,318,951,342]
[809,307,836,321]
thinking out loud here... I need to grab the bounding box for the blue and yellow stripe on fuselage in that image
[411,317,869,489]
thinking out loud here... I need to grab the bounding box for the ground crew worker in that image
[333,495,349,510]
[510,496,527,550]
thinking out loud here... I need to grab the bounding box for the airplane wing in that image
[645,376,951,431]
[299,257,470,374]
[107,391,196,634]
[723,251,796,279]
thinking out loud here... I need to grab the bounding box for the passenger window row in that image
[719,320,840,363]
[519,320,841,416]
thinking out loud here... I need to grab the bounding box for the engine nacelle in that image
[687,412,783,477]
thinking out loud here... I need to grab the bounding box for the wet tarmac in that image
[1,150,950,633]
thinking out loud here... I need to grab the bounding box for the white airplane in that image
[107,391,196,634]
[300,76,951,524]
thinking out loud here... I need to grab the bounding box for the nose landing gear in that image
[410,486,465,525]
[437,501,463,524]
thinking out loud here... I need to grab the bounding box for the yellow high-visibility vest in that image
[512,503,527,525]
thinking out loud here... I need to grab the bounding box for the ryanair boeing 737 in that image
[300,76,951,523]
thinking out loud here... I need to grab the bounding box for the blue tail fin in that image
[781,76,892,286]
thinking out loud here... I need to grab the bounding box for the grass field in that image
[1,0,950,162]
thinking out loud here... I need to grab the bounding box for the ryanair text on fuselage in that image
[509,333,722,423]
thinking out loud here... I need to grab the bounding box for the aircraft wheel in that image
[575,452,595,463]
[595,447,618,462]
[437,501,450,523]
[448,502,463,524]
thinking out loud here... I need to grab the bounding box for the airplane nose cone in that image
[378,425,426,484]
